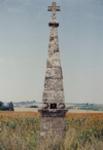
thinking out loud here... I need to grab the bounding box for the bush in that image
[0,106,9,111]
[0,101,14,111]
[30,105,39,108]
[0,101,3,107]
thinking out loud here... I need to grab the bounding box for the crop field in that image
[0,111,103,150]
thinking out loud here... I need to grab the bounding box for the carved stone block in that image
[45,67,62,79]
[53,59,61,67]
[47,52,60,60]
[42,99,64,104]
[58,103,65,109]
[40,115,66,140]
[42,103,49,109]
[42,90,64,99]
[46,59,61,68]
[44,79,63,90]
[48,44,59,52]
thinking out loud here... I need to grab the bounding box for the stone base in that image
[38,109,68,117]
[39,109,68,145]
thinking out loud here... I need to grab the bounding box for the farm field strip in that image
[0,111,103,134]
[0,111,103,149]
[14,107,103,113]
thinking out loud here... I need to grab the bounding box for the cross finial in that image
[48,2,60,20]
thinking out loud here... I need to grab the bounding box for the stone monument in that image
[38,2,68,141]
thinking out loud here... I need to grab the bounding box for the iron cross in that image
[48,2,60,20]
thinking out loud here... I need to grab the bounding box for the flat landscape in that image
[13,101,103,113]
[14,106,103,113]
[14,107,39,112]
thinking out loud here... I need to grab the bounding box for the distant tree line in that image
[14,100,36,106]
[78,107,99,111]
[29,105,39,108]
[66,106,73,109]
[0,101,14,111]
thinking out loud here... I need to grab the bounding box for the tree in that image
[0,101,3,107]
[0,106,9,111]
[8,102,14,111]
[86,103,89,106]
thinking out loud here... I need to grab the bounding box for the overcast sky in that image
[0,0,103,104]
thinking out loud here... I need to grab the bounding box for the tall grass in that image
[0,112,103,150]
[0,126,103,150]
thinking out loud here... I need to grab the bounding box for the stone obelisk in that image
[39,2,68,140]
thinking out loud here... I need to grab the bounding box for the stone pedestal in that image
[38,109,68,145]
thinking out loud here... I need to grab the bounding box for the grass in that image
[0,111,103,149]
[1,125,103,150]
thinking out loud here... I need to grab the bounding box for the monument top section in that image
[48,2,60,20]
[48,2,60,27]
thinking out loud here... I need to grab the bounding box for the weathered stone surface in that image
[42,103,49,109]
[48,44,59,52]
[42,99,64,104]
[49,37,58,45]
[48,3,60,12]
[48,49,59,58]
[40,115,66,139]
[50,31,58,38]
[39,109,68,117]
[46,51,61,68]
[46,58,61,68]
[47,52,60,60]
[45,67,62,79]
[53,59,61,67]
[46,54,61,67]
[58,103,65,109]
[43,90,64,99]
[44,79,63,90]
[50,26,58,35]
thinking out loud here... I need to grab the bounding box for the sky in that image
[0,0,103,104]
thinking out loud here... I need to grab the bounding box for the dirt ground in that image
[14,107,39,112]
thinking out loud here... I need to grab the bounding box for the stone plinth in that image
[39,109,68,140]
